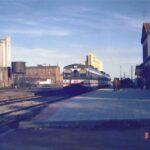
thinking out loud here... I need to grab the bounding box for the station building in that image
[135,23,150,89]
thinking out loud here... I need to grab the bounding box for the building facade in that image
[85,53,103,71]
[0,36,11,67]
[135,23,150,89]
[0,67,11,87]
[141,23,150,62]
[26,65,62,85]
[0,36,11,87]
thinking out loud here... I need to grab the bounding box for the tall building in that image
[0,36,11,67]
[0,36,11,87]
[85,53,103,71]
[135,23,150,89]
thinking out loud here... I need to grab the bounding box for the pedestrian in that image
[117,79,120,90]
[113,79,116,91]
[113,78,119,91]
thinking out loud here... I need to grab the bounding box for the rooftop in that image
[27,65,59,69]
[141,23,150,43]
[143,23,150,33]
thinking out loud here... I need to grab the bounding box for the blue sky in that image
[0,0,150,78]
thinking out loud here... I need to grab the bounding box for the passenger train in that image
[63,64,111,89]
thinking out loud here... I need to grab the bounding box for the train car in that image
[63,64,111,89]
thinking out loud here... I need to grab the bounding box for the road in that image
[0,89,150,150]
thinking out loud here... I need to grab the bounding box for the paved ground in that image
[1,89,150,150]
[25,88,150,124]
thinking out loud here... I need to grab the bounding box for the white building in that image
[0,36,11,67]
[0,36,11,87]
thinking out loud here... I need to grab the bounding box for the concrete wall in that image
[0,67,10,87]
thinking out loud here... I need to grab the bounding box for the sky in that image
[0,0,150,78]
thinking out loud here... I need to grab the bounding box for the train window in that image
[80,73,86,78]
[73,70,79,77]
[64,73,71,78]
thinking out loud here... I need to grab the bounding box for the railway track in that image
[0,95,67,117]
[0,96,41,106]
[0,95,70,135]
[0,87,91,129]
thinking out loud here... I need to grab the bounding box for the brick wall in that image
[26,65,62,84]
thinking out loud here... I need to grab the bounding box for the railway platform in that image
[21,88,150,128]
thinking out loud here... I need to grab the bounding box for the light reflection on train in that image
[63,64,111,89]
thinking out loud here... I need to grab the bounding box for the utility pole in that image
[120,65,122,79]
[43,64,46,79]
[123,72,126,79]
[131,65,133,80]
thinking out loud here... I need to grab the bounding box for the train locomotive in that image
[63,64,111,89]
